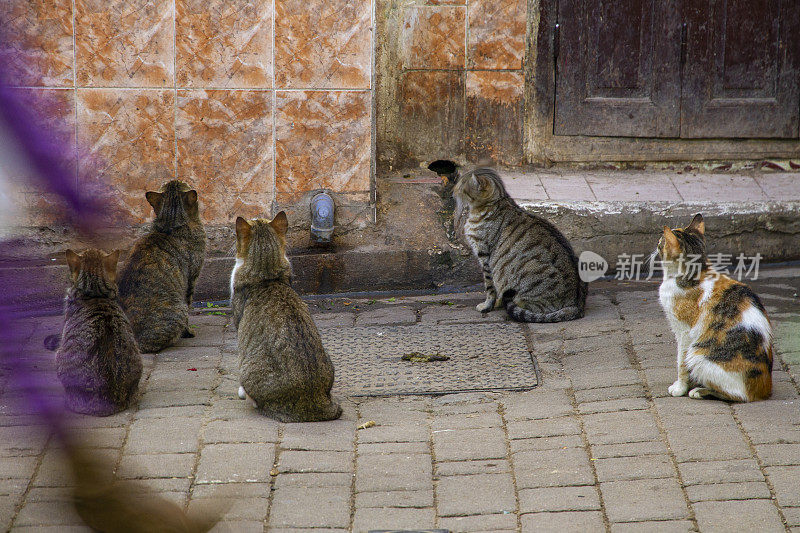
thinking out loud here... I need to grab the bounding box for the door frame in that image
[523,0,800,163]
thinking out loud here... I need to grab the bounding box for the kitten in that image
[453,167,587,322]
[657,214,773,402]
[231,213,342,422]
[56,249,142,416]
[117,180,206,353]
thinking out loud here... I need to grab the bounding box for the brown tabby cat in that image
[56,249,142,416]
[657,214,773,402]
[453,167,586,322]
[231,213,342,422]
[117,180,206,353]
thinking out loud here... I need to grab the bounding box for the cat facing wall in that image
[56,249,142,416]
[453,167,587,322]
[657,214,773,402]
[117,180,206,353]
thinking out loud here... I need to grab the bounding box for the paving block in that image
[513,447,594,488]
[609,520,695,532]
[507,417,581,440]
[440,512,517,532]
[13,500,84,527]
[430,410,503,431]
[685,481,771,502]
[693,500,784,533]
[268,485,350,529]
[118,453,195,479]
[600,478,688,523]
[125,417,202,454]
[436,472,516,516]
[277,450,353,473]
[677,459,764,486]
[436,459,511,476]
[351,507,436,533]
[502,390,574,421]
[282,420,355,451]
[583,410,661,445]
[577,397,650,415]
[666,427,751,462]
[594,455,675,482]
[574,385,647,404]
[195,443,275,483]
[755,443,800,466]
[520,511,605,532]
[355,453,432,492]
[570,369,641,390]
[275,472,353,488]
[783,507,800,527]
[765,465,800,507]
[357,442,430,455]
[519,486,600,513]
[355,489,433,508]
[510,435,585,453]
[432,427,508,461]
[203,418,279,444]
[590,441,668,459]
[354,307,416,326]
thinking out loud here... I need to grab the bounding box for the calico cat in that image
[117,180,206,353]
[453,167,587,322]
[231,212,342,422]
[657,214,773,402]
[56,249,142,416]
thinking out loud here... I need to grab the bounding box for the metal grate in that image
[320,324,538,397]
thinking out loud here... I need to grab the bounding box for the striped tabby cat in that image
[231,213,342,422]
[657,214,773,401]
[453,167,586,322]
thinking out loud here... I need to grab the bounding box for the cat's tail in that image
[43,334,60,351]
[506,301,584,323]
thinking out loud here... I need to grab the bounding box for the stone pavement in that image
[2,267,800,532]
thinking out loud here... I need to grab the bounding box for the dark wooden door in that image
[554,0,800,139]
[554,0,682,137]
[681,0,800,138]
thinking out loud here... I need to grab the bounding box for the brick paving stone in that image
[125,417,202,454]
[354,307,416,325]
[677,459,764,485]
[570,369,641,390]
[510,435,585,453]
[600,478,688,523]
[436,472,516,516]
[435,400,498,416]
[594,455,675,482]
[666,426,751,462]
[14,500,84,527]
[784,507,800,527]
[436,459,511,476]
[354,489,433,508]
[356,423,428,444]
[211,521,265,532]
[35,448,117,487]
[432,427,508,461]
[157,345,222,366]
[0,456,37,479]
[195,443,275,483]
[137,388,211,410]
[0,425,49,457]
[693,500,784,532]
[133,405,202,419]
[574,385,647,404]
[765,465,800,507]
[577,397,650,415]
[610,521,694,532]
[519,486,600,513]
[430,410,503,431]
[268,485,350,529]
[275,473,352,488]
[277,450,353,473]
[351,507,436,533]
[118,453,195,479]
[590,440,669,459]
[356,453,432,492]
[440,512,517,532]
[685,481,771,502]
[146,366,217,391]
[356,441,429,455]
[282,421,355,450]
[520,511,605,532]
[312,312,354,328]
[583,410,661,445]
[203,418,280,444]
[754,443,800,466]
[502,390,574,421]
[643,367,680,397]
[513,448,594,488]
[507,416,581,440]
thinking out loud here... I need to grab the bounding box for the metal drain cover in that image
[320,324,538,397]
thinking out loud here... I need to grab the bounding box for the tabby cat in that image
[117,180,206,353]
[231,213,342,422]
[657,214,773,402]
[56,249,142,416]
[453,167,587,322]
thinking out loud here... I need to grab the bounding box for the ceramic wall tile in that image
[400,6,465,69]
[466,70,524,164]
[468,0,526,69]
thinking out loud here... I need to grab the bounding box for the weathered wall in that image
[1,0,374,247]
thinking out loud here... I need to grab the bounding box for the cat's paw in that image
[668,380,689,397]
[688,387,709,399]
[238,386,246,400]
[476,300,494,313]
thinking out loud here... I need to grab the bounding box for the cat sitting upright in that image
[231,212,341,422]
[56,249,142,416]
[117,180,206,353]
[656,214,773,402]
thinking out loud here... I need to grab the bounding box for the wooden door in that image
[680,0,800,138]
[554,0,682,137]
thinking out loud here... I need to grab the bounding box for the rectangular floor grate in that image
[320,324,538,397]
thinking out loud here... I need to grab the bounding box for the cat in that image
[117,180,206,353]
[656,214,773,402]
[453,167,587,322]
[231,212,342,422]
[56,249,142,416]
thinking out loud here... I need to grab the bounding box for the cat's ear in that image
[269,211,288,236]
[65,249,81,276]
[662,226,680,253]
[235,216,252,237]
[145,191,163,213]
[469,173,485,191]
[102,250,121,281]
[184,189,198,207]
[686,213,705,235]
